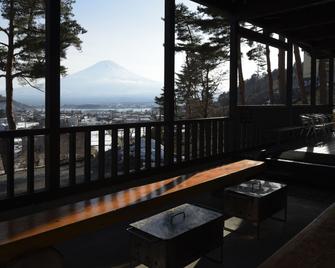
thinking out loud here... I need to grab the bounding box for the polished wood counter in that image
[0,160,265,262]
[259,202,335,268]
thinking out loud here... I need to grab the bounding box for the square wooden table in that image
[224,179,287,239]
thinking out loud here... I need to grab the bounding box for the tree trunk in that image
[186,99,192,119]
[202,68,210,118]
[5,0,15,130]
[237,42,245,105]
[265,44,274,104]
[0,0,15,175]
[278,35,286,103]
[294,45,307,104]
[319,59,327,104]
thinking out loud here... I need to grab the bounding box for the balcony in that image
[0,0,335,267]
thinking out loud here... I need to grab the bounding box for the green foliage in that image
[173,3,229,118]
[0,0,86,84]
[246,44,266,77]
[0,0,86,129]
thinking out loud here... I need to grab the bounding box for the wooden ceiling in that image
[194,0,335,58]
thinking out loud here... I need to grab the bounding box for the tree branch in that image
[21,76,45,92]
[0,27,8,36]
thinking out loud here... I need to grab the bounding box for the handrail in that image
[0,117,230,137]
[0,117,230,208]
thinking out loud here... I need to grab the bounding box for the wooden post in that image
[329,58,334,107]
[310,55,317,107]
[45,0,61,190]
[286,40,293,107]
[228,17,239,152]
[286,40,293,124]
[164,0,175,166]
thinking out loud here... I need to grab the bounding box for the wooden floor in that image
[295,136,335,155]
[272,136,335,167]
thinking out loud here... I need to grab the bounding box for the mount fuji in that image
[11,60,162,106]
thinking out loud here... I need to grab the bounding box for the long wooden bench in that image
[0,160,265,263]
[259,202,335,268]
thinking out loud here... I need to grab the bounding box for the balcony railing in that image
[0,117,229,207]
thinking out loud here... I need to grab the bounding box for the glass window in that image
[238,38,286,105]
[292,47,311,105]
[316,59,329,105]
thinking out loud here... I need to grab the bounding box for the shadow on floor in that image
[56,183,335,268]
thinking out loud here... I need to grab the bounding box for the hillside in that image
[0,95,34,111]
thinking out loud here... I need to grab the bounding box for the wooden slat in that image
[111,129,118,178]
[123,128,130,175]
[176,123,182,164]
[69,132,76,186]
[206,121,212,157]
[218,120,224,154]
[191,122,198,160]
[145,126,152,169]
[27,136,35,194]
[212,120,218,156]
[0,160,265,262]
[98,130,105,180]
[184,124,190,161]
[84,131,91,183]
[155,126,161,168]
[6,138,14,198]
[135,127,141,172]
[199,121,205,159]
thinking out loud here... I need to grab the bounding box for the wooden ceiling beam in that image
[237,0,335,20]
[265,4,335,32]
[279,18,335,33]
[285,24,335,41]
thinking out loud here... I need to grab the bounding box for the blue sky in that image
[64,0,166,82]
[64,0,202,83]
[1,0,298,95]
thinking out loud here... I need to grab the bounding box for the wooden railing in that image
[0,117,230,207]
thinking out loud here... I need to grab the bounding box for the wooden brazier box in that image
[127,203,224,268]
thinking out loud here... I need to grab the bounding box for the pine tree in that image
[174,3,202,118]
[0,0,86,130]
[175,4,228,118]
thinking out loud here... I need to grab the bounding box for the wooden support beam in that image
[230,19,238,113]
[239,0,335,20]
[280,18,335,33]
[238,27,288,50]
[286,41,293,107]
[164,0,175,166]
[258,3,335,33]
[229,18,239,152]
[329,58,334,107]
[310,55,317,107]
[45,0,60,190]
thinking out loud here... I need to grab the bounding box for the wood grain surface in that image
[0,160,265,262]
